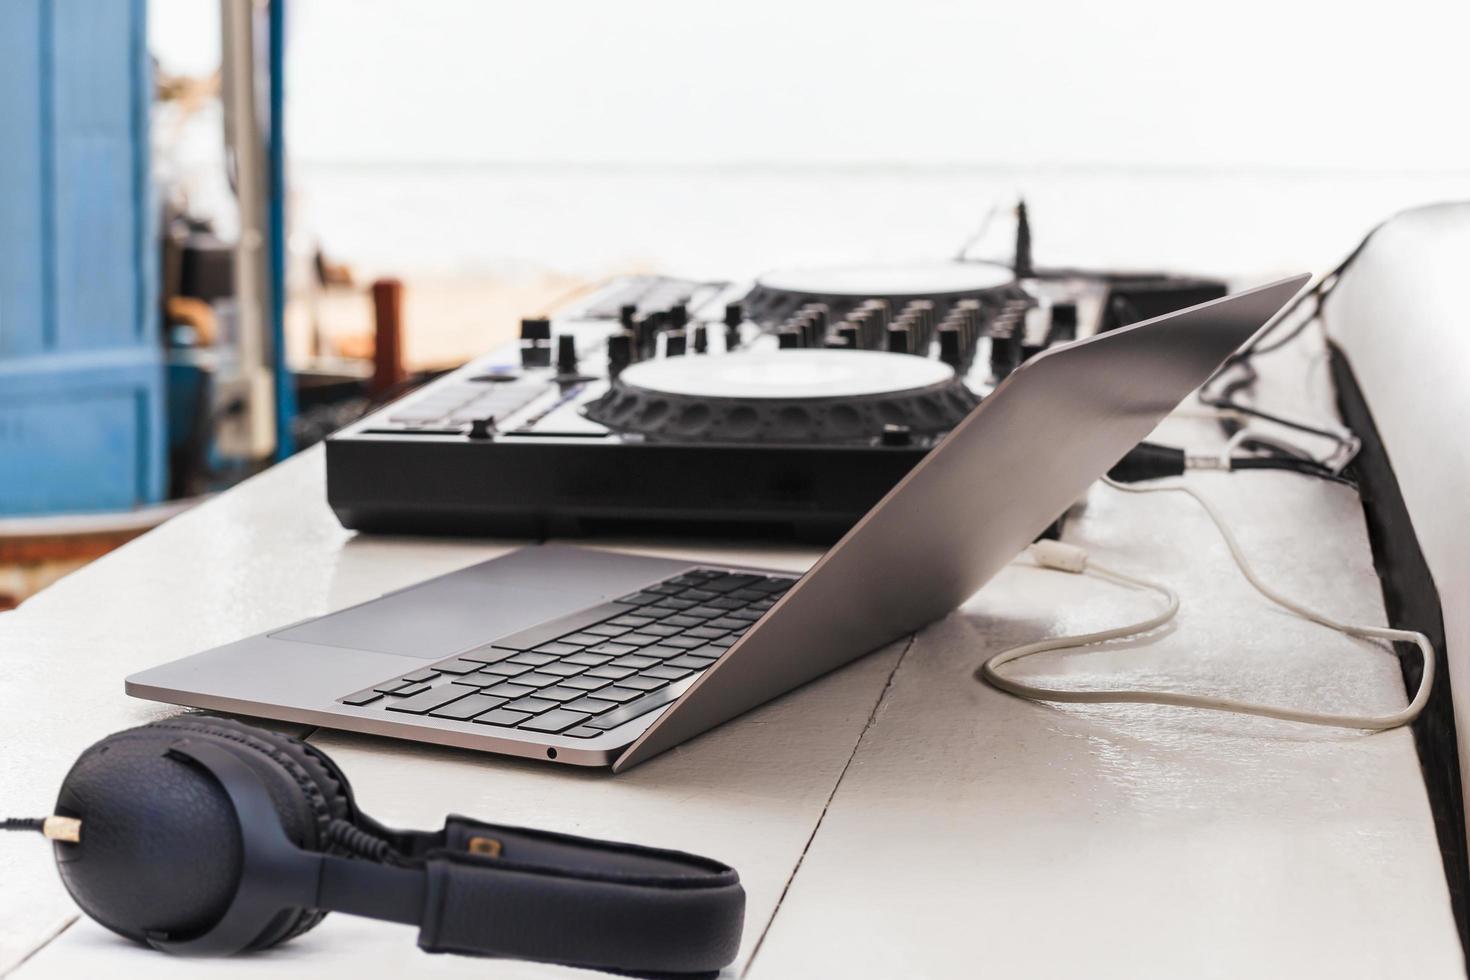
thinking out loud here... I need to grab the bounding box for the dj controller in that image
[325,260,1224,540]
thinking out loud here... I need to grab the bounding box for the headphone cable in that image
[2,817,46,834]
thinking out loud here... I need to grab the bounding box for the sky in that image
[152,0,1470,174]
[147,1,1470,280]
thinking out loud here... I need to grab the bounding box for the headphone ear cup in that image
[53,719,358,952]
[160,717,359,948]
[52,727,249,946]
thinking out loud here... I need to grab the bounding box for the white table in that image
[1,335,1461,978]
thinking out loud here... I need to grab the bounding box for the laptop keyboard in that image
[339,568,795,738]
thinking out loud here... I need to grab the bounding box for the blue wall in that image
[0,0,163,514]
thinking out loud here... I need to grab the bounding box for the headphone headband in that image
[159,736,743,972]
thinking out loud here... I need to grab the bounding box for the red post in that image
[370,278,406,395]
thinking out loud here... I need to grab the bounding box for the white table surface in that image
[0,336,1462,978]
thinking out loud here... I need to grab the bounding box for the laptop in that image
[127,276,1307,770]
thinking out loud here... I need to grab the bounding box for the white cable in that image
[978,478,1435,732]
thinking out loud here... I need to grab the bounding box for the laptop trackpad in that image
[271,579,580,660]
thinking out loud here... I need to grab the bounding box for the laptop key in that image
[661,615,703,628]
[618,675,668,692]
[505,696,560,715]
[484,682,538,699]
[611,632,661,647]
[586,683,688,730]
[458,646,518,665]
[680,606,725,620]
[491,601,635,650]
[652,597,697,611]
[615,592,663,606]
[564,696,620,715]
[430,658,484,675]
[660,635,709,649]
[532,642,584,657]
[538,685,589,702]
[538,662,586,677]
[480,661,534,677]
[727,588,767,602]
[400,669,440,684]
[606,615,654,628]
[518,709,591,734]
[587,665,635,680]
[729,609,764,622]
[639,645,687,660]
[561,674,613,691]
[640,623,682,636]
[678,588,718,601]
[565,652,613,667]
[590,685,644,703]
[588,642,636,656]
[385,684,477,715]
[701,574,762,593]
[610,654,659,669]
[684,626,727,639]
[387,683,430,697]
[473,708,531,727]
[340,689,384,706]
[666,654,718,671]
[710,636,739,647]
[515,671,566,688]
[642,665,693,682]
[563,726,603,738]
[508,651,557,667]
[430,693,507,720]
[560,632,606,647]
[584,623,630,638]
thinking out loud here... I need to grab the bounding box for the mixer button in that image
[938,326,963,367]
[692,324,708,354]
[607,331,635,374]
[880,424,912,446]
[665,330,688,356]
[1047,302,1078,344]
[555,334,579,375]
[886,324,912,355]
[519,317,551,341]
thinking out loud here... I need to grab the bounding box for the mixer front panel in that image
[326,264,1139,539]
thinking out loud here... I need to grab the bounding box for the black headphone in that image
[13,717,743,973]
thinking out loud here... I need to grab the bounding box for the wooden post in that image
[370,278,406,395]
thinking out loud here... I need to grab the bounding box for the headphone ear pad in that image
[52,720,355,952]
[52,727,250,946]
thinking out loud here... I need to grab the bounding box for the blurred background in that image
[2,0,1468,605]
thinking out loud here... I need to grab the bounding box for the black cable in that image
[2,817,46,834]
[1195,220,1384,457]
[1108,441,1358,489]
[324,818,403,865]
[1229,456,1359,488]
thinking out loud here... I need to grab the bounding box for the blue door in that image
[0,0,162,514]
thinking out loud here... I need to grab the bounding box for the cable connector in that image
[1027,539,1089,574]
[1108,441,1185,483]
